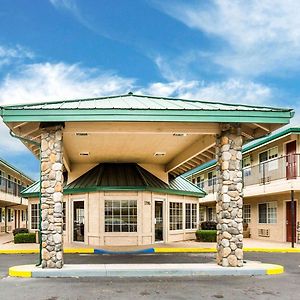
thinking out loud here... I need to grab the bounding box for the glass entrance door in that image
[73,201,84,242]
[155,201,163,242]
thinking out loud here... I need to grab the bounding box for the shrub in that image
[200,221,217,230]
[14,233,36,244]
[195,230,217,242]
[12,228,29,236]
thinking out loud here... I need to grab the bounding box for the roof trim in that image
[21,184,205,198]
[0,157,34,182]
[0,93,294,123]
[183,126,300,177]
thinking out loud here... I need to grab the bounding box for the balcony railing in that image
[243,154,299,186]
[194,154,300,194]
[0,176,27,197]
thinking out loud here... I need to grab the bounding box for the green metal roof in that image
[242,126,300,153]
[21,180,40,197]
[0,157,34,182]
[0,93,294,123]
[184,125,300,178]
[22,163,205,198]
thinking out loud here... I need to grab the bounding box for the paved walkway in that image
[1,233,300,252]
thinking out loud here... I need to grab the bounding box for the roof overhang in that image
[0,94,294,177]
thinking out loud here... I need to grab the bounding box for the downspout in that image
[9,130,42,266]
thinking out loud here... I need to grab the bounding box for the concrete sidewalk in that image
[8,261,284,278]
[1,233,300,254]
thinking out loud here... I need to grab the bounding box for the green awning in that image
[21,163,206,198]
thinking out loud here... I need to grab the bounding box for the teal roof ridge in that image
[1,93,293,112]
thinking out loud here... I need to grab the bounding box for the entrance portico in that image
[0,93,294,268]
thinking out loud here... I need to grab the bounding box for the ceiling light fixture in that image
[173,133,188,137]
[76,132,88,136]
[79,152,90,156]
[154,152,166,157]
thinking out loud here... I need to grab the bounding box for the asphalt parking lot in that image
[0,252,299,300]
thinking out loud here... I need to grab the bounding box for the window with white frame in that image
[185,203,197,229]
[207,207,216,221]
[243,204,251,224]
[195,175,204,189]
[199,206,206,222]
[258,202,277,224]
[7,208,14,222]
[259,147,278,172]
[208,171,217,187]
[105,200,137,232]
[242,156,251,177]
[169,202,183,230]
[31,204,40,230]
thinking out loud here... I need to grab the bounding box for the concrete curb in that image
[1,247,300,255]
[8,262,284,278]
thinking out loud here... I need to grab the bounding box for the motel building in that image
[0,93,293,268]
[185,126,300,244]
[0,158,33,234]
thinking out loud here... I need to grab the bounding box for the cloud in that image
[0,45,34,67]
[0,62,134,105]
[0,62,134,155]
[153,0,300,76]
[141,78,273,106]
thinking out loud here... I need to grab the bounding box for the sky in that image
[1,0,300,180]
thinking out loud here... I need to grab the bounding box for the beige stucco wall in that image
[28,191,200,246]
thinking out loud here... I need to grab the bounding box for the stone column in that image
[216,124,243,267]
[40,125,64,268]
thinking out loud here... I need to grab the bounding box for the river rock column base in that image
[40,125,64,269]
[216,124,243,267]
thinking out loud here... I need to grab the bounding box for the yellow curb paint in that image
[0,248,94,254]
[9,266,32,278]
[0,249,39,254]
[64,248,94,254]
[266,264,284,275]
[244,248,300,253]
[154,248,217,253]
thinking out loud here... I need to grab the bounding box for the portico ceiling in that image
[0,93,294,177]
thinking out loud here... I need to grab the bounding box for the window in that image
[199,206,206,222]
[7,209,14,222]
[243,204,251,224]
[169,202,183,230]
[31,204,40,230]
[62,202,66,231]
[207,207,216,221]
[242,156,251,177]
[259,202,277,224]
[21,210,25,222]
[195,175,205,189]
[208,171,217,187]
[185,203,197,229]
[0,208,3,223]
[259,147,278,172]
[8,175,11,188]
[0,171,2,185]
[105,200,137,232]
